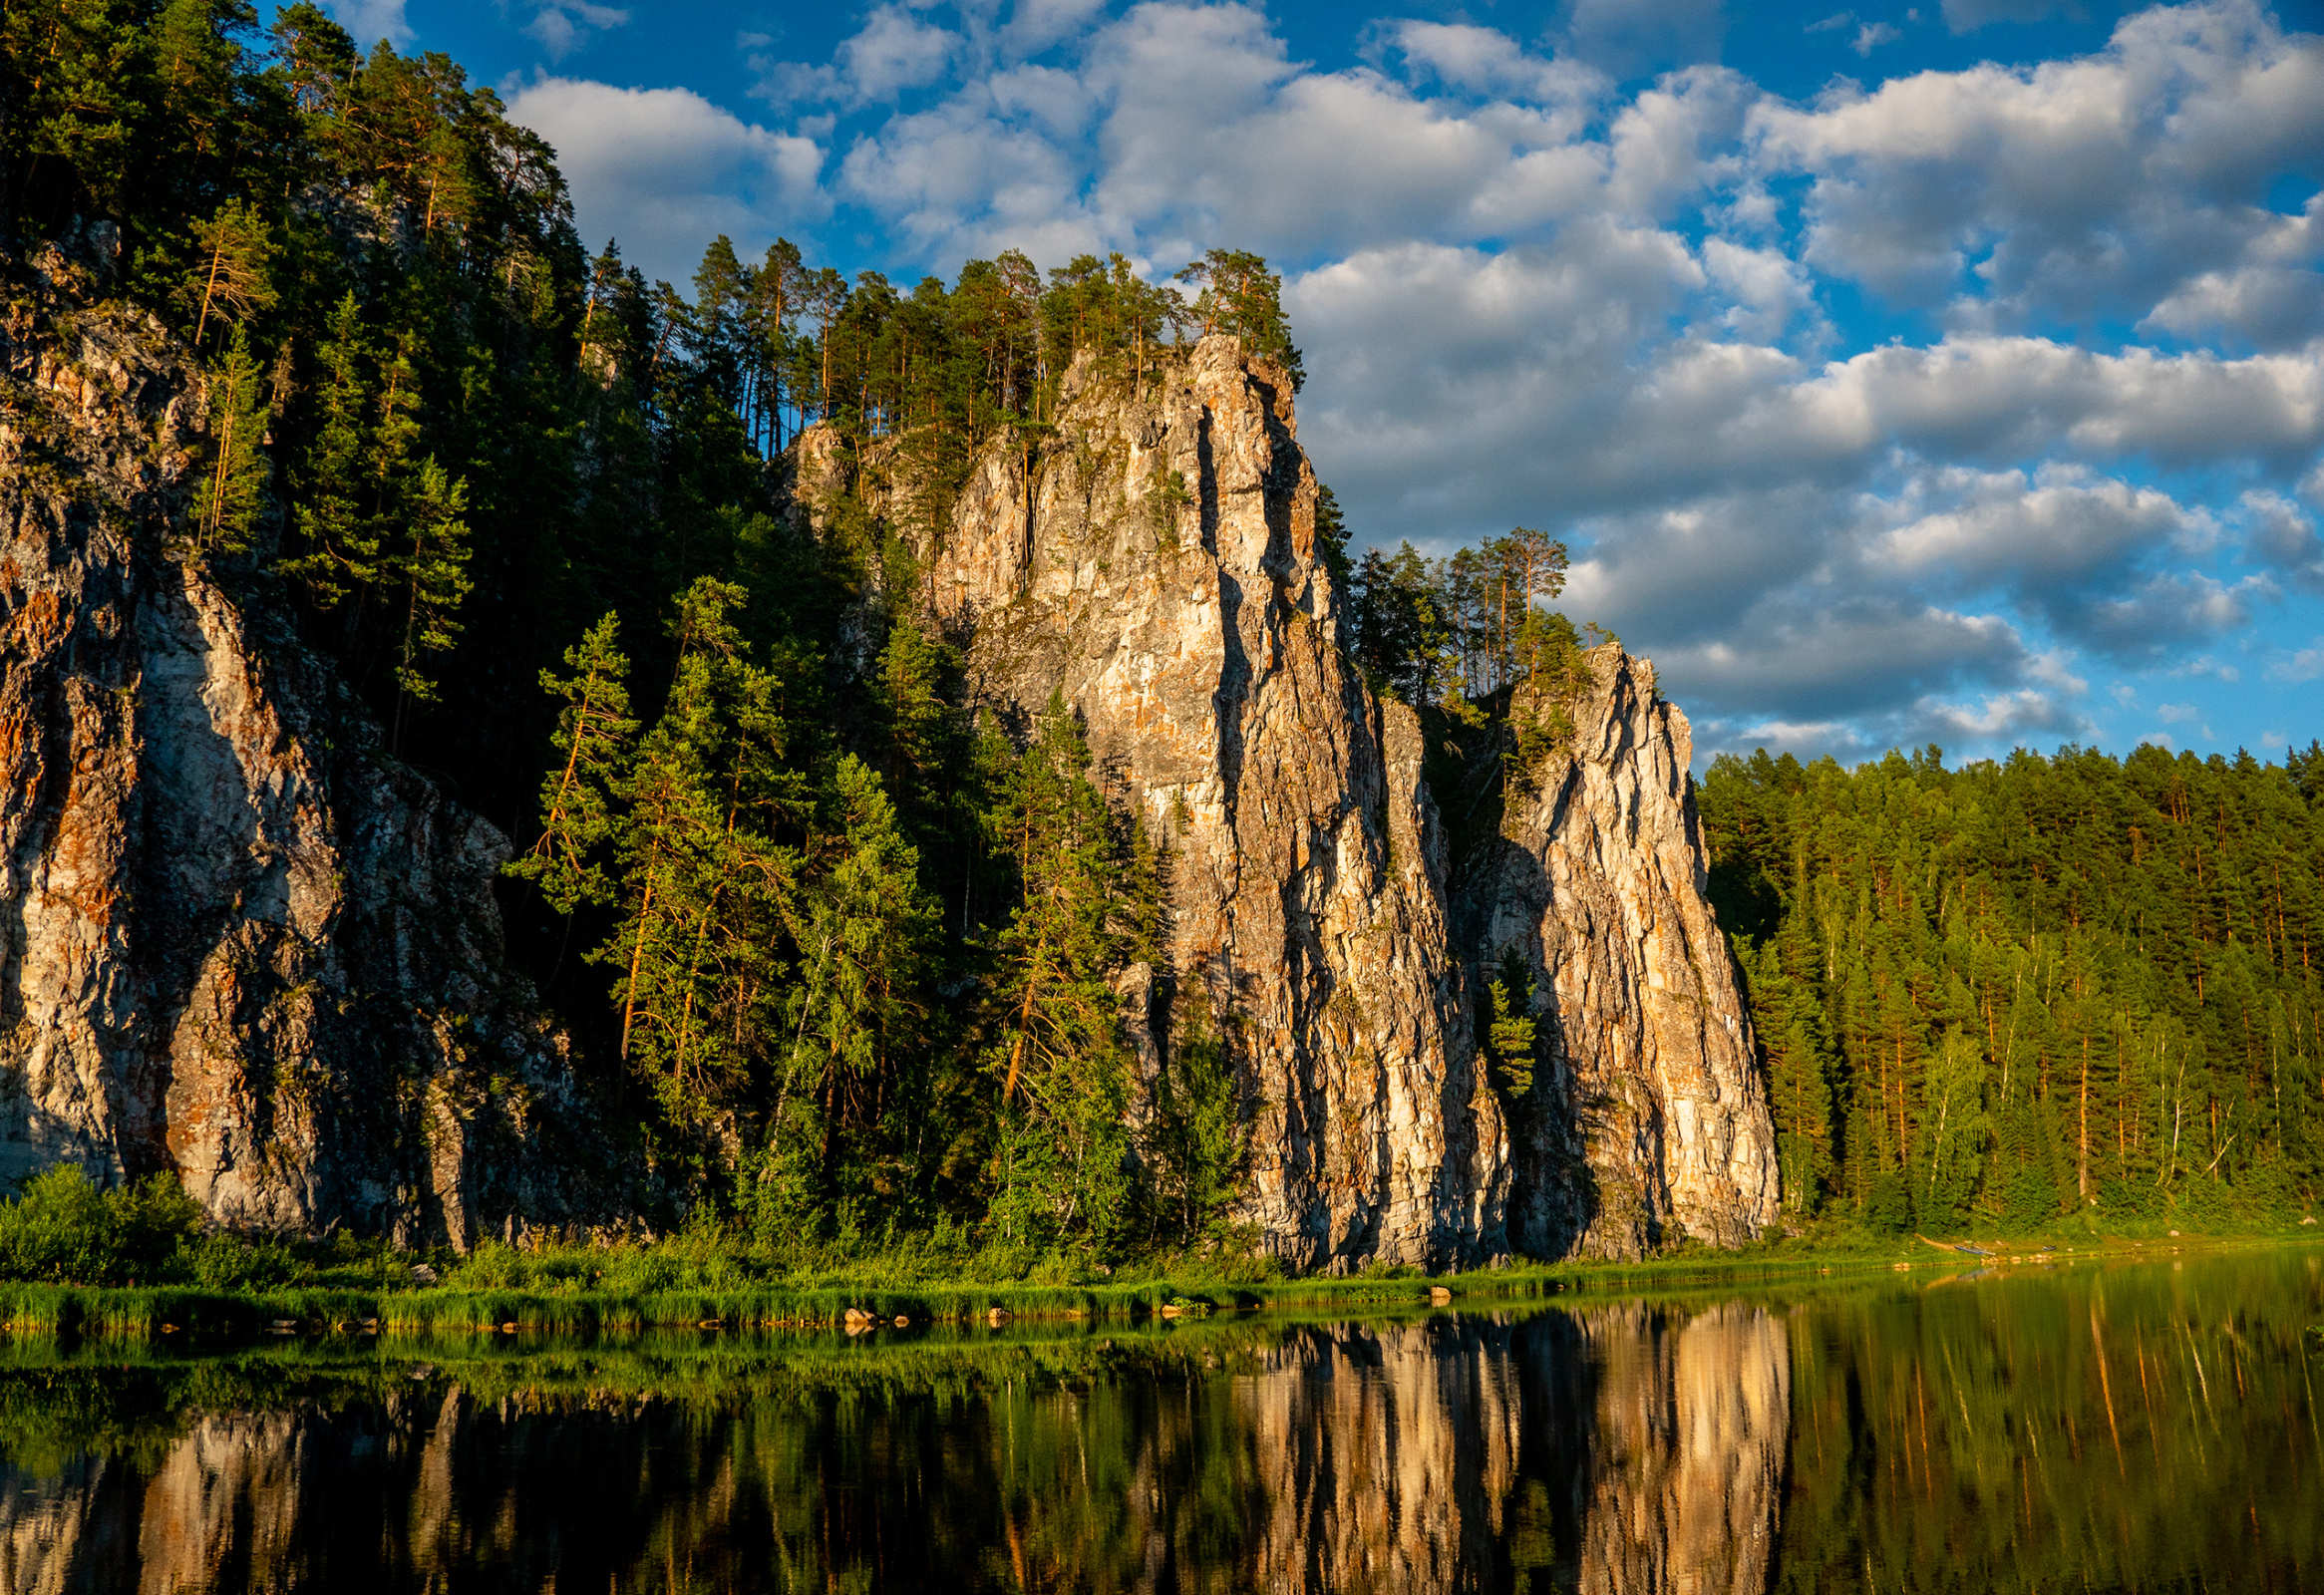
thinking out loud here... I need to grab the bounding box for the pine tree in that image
[192,324,269,555]
[506,612,635,915]
[182,198,276,347]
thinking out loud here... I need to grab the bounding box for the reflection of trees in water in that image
[1772,1259,2324,1592]
[7,1262,2317,1591]
[0,1302,1754,1593]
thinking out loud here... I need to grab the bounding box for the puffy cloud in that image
[1086,6,1520,266]
[2270,639,2324,682]
[524,2,628,60]
[1751,1,2324,329]
[2140,193,2324,349]
[323,0,409,48]
[505,78,825,284]
[838,72,1103,261]
[1871,471,2194,586]
[2244,489,2324,594]
[841,8,959,101]
[1385,23,1609,109]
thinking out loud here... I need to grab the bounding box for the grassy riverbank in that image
[2,1163,2313,1343]
[6,1224,2315,1344]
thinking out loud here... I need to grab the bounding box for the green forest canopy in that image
[3,3,2317,1254]
[1700,741,2324,1229]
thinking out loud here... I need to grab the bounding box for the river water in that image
[1,1249,2318,1592]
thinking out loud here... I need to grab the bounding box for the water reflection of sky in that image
[1,1251,2318,1591]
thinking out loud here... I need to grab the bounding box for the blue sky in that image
[328,0,2324,769]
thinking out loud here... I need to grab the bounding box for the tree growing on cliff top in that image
[1175,248,1302,390]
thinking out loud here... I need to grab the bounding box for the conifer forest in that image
[3,0,2320,1258]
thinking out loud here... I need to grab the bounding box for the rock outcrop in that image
[1471,652,1780,1257]
[3,226,1769,1262]
[0,244,600,1247]
[897,337,1775,1264]
[915,342,1507,1271]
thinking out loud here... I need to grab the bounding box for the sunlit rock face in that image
[0,246,599,1247]
[897,338,1509,1271]
[889,335,1775,1266]
[1473,653,1781,1258]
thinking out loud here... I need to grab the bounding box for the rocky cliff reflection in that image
[0,1303,1790,1593]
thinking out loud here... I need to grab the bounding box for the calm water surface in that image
[2,1249,2319,1592]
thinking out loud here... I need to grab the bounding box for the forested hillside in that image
[5,2,1504,1259]
[5,2,2312,1255]
[1700,743,2324,1230]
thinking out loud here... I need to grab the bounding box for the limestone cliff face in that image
[1471,652,1780,1257]
[0,245,597,1247]
[914,339,1508,1271]
[891,337,1773,1265]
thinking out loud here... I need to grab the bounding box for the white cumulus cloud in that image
[505,78,826,285]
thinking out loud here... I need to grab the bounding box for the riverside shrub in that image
[0,1168,203,1286]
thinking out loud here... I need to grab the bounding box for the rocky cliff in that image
[1471,653,1780,1258]
[3,227,1770,1263]
[895,340,1505,1271]
[878,336,1776,1264]
[0,242,599,1248]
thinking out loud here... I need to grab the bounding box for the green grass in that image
[4,1201,2313,1346]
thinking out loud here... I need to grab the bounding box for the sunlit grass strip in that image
[0,1284,382,1340]
[21,1237,2278,1343]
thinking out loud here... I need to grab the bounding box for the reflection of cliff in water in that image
[1568,1303,1789,1595]
[1223,1306,1787,1594]
[0,1304,1791,1593]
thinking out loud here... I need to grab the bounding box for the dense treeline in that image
[0,1,1315,1257]
[1701,741,2324,1229]
[17,5,2311,1264]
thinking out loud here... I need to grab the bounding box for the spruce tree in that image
[985,694,1138,1250]
[388,457,473,752]
[281,293,378,607]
